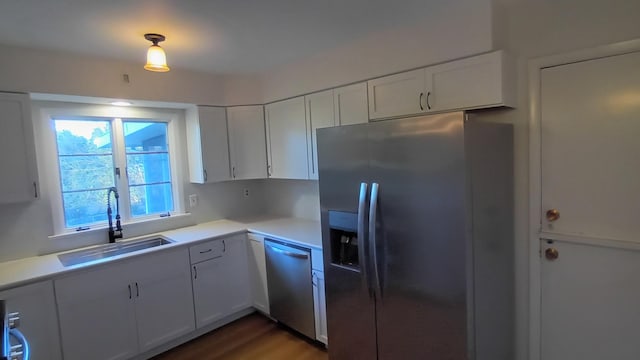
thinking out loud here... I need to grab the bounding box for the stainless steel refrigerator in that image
[317,111,514,360]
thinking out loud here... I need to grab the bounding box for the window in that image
[46,108,182,233]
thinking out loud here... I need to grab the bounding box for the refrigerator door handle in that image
[369,182,382,300]
[357,182,371,297]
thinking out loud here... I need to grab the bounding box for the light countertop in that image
[0,216,321,292]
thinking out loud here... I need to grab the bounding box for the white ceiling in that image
[0,0,439,75]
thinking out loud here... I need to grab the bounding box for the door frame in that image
[528,38,640,360]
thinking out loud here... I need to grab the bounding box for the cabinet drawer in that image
[189,239,225,264]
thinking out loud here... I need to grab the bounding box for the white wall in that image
[260,0,495,102]
[0,44,227,105]
[260,180,321,221]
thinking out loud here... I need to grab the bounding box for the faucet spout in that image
[107,187,123,243]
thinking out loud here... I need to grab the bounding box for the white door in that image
[367,69,426,120]
[55,263,138,360]
[192,256,227,328]
[541,240,640,359]
[220,235,252,313]
[0,281,62,360]
[539,50,640,359]
[265,96,309,179]
[427,51,506,112]
[306,90,336,180]
[312,270,328,345]
[334,82,368,126]
[186,106,231,183]
[0,92,38,203]
[541,51,640,242]
[227,106,268,180]
[247,234,269,314]
[133,248,195,352]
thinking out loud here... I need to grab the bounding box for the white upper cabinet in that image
[186,106,231,183]
[306,90,337,180]
[0,92,39,203]
[227,106,268,180]
[265,97,309,180]
[333,82,369,126]
[368,51,514,120]
[427,50,515,112]
[368,69,427,120]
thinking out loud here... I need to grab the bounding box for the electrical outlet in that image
[243,188,250,197]
[189,194,198,208]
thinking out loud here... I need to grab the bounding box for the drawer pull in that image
[199,249,212,254]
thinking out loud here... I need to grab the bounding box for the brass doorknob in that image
[545,248,559,261]
[546,209,560,222]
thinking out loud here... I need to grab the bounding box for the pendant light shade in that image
[144,33,170,72]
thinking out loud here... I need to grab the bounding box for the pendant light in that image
[143,33,170,72]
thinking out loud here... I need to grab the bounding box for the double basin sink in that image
[58,237,173,267]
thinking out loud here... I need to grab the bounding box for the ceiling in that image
[0,0,438,75]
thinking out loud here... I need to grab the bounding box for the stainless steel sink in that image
[58,237,173,267]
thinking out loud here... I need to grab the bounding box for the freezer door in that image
[317,124,377,360]
[368,113,468,359]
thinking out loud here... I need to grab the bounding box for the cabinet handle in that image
[223,240,226,252]
[135,282,139,298]
[232,166,236,179]
[193,265,198,279]
[203,169,208,182]
[426,91,431,110]
[419,92,424,111]
[33,182,38,198]
[128,284,132,299]
[199,249,212,254]
[267,165,272,177]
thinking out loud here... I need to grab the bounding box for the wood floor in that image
[152,314,328,360]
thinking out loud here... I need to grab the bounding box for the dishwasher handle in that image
[266,244,309,259]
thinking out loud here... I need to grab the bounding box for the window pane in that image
[123,122,168,152]
[59,155,114,192]
[126,153,171,185]
[129,183,173,217]
[62,189,110,227]
[55,120,112,155]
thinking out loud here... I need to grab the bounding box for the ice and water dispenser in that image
[328,211,360,269]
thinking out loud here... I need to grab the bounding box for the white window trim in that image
[35,101,187,236]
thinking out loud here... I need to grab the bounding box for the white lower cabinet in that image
[55,248,194,360]
[312,270,328,345]
[191,234,251,328]
[0,280,62,360]
[247,233,269,314]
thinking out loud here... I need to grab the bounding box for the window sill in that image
[48,212,193,242]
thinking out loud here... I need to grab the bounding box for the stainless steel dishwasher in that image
[264,238,315,339]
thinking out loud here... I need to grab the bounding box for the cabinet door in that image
[247,234,269,314]
[0,92,38,203]
[306,90,336,180]
[265,97,309,179]
[133,248,195,353]
[186,106,231,183]
[227,106,268,180]
[541,240,640,360]
[220,235,252,313]
[55,263,138,360]
[427,50,511,112]
[367,69,426,120]
[192,256,227,328]
[334,82,368,126]
[540,50,640,241]
[0,281,62,360]
[312,270,328,345]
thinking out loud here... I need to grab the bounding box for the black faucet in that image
[107,187,123,243]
